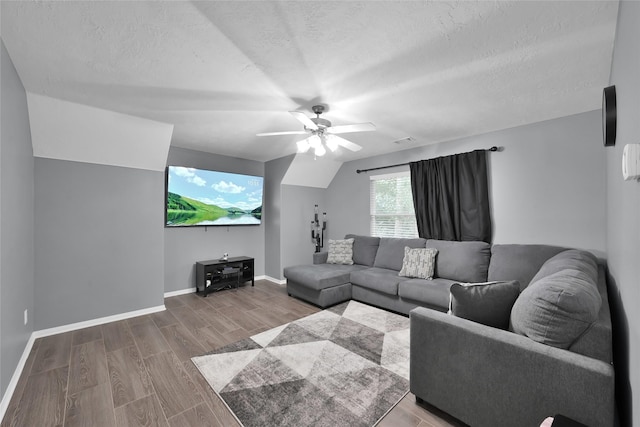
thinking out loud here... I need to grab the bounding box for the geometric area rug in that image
[191,300,410,427]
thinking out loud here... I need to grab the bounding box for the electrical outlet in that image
[24,309,28,326]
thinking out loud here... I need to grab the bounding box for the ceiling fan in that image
[257,105,375,157]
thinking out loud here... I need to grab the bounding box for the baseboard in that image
[262,275,286,285]
[0,333,36,421]
[1,303,165,421]
[163,278,286,296]
[32,304,166,339]
[164,287,196,298]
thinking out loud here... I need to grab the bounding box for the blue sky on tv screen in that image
[168,166,263,211]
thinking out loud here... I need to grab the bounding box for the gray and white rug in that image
[192,300,410,427]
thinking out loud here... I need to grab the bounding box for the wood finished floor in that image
[1,280,463,427]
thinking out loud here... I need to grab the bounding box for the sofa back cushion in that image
[510,250,602,349]
[345,234,380,266]
[529,249,598,285]
[488,244,568,291]
[373,237,426,271]
[426,239,490,283]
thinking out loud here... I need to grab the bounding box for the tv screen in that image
[165,166,263,227]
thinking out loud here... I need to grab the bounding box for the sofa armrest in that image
[409,307,615,427]
[313,252,328,264]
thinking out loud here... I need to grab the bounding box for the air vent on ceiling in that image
[393,137,414,144]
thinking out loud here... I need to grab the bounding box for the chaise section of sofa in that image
[283,235,381,308]
[283,252,366,308]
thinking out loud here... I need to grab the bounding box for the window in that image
[370,171,419,238]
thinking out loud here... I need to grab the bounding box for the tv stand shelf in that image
[195,256,254,297]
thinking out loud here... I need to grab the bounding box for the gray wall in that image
[281,185,326,272]
[164,147,265,292]
[264,155,293,280]
[0,41,35,394]
[34,158,164,329]
[325,111,606,256]
[606,2,640,426]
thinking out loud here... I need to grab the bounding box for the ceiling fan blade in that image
[256,130,308,136]
[331,135,362,152]
[326,122,376,134]
[290,111,319,130]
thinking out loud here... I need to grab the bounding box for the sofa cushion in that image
[345,234,380,266]
[283,264,366,291]
[373,237,426,271]
[350,267,408,296]
[399,247,438,279]
[529,249,598,285]
[426,239,490,283]
[510,268,602,349]
[449,281,520,330]
[488,244,568,291]
[398,278,455,309]
[326,238,355,265]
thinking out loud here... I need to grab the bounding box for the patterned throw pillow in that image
[326,238,355,265]
[398,247,438,279]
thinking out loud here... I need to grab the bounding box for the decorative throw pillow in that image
[448,280,520,330]
[398,247,438,279]
[326,238,355,265]
[510,269,601,349]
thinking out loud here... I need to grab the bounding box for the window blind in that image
[369,172,418,238]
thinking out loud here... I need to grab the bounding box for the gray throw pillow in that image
[326,238,354,265]
[448,281,520,330]
[398,247,438,279]
[510,269,601,349]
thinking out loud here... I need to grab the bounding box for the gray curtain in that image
[410,149,491,243]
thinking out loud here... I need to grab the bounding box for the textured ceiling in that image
[1,1,619,163]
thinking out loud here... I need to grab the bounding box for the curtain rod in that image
[355,146,499,174]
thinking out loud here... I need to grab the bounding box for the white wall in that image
[325,110,606,256]
[27,93,173,171]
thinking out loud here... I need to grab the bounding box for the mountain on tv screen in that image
[165,166,263,227]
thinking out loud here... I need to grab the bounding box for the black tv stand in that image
[195,256,254,297]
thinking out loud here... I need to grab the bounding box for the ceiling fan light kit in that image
[258,105,375,157]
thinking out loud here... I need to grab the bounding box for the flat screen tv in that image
[165,166,263,227]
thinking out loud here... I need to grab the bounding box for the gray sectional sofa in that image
[283,235,615,427]
[284,234,491,314]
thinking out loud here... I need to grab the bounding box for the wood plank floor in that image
[1,280,464,427]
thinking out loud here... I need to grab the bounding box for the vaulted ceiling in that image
[1,1,619,163]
